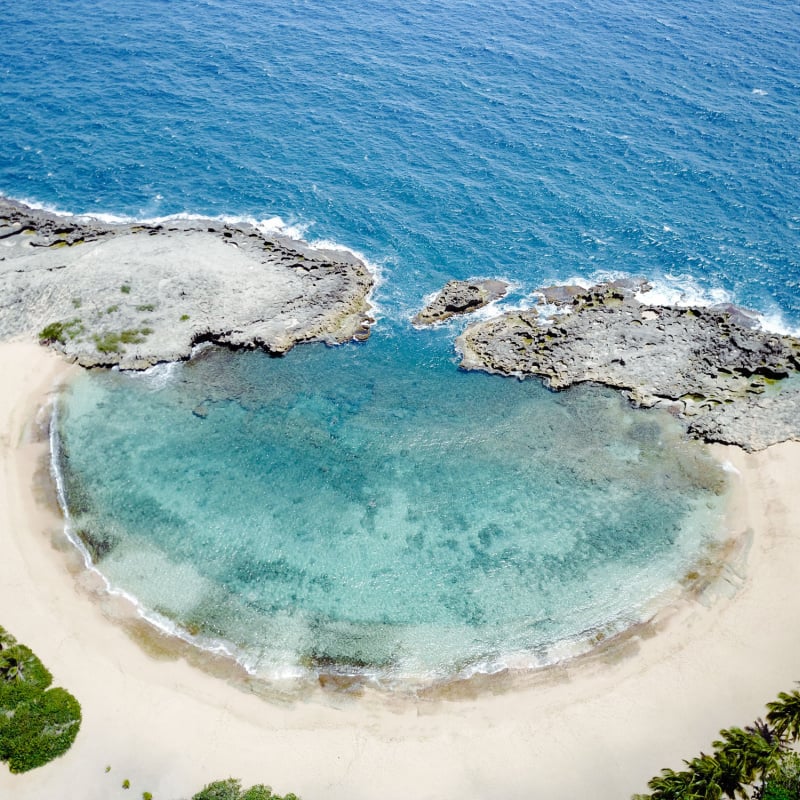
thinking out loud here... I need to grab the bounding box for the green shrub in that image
[761,785,793,800]
[180,314,190,321]
[241,786,275,800]
[0,627,15,648]
[93,326,152,353]
[0,644,53,711]
[761,753,800,799]
[143,792,153,800]
[38,322,68,343]
[123,778,131,789]
[93,332,122,353]
[38,318,84,344]
[119,329,146,345]
[136,304,156,312]
[0,687,82,773]
[121,284,131,294]
[193,778,243,800]
[0,625,81,773]
[106,305,120,314]
[192,779,298,800]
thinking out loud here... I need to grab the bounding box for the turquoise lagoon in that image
[55,329,727,686]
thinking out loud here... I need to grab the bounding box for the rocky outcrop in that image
[456,282,800,451]
[412,279,508,325]
[0,197,374,369]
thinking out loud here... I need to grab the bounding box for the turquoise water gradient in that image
[57,336,726,680]
[3,0,793,680]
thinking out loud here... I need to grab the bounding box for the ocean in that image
[4,0,798,686]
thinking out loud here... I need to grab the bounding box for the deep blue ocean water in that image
[3,0,799,321]
[4,0,799,684]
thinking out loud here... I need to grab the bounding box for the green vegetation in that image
[635,687,800,799]
[192,778,299,800]
[38,318,85,344]
[93,327,153,354]
[121,284,131,294]
[143,792,153,800]
[123,778,131,789]
[136,303,157,312]
[106,304,120,314]
[0,626,81,773]
[180,313,190,321]
[71,297,82,309]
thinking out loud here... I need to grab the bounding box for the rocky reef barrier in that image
[412,278,508,325]
[452,280,800,451]
[0,198,374,369]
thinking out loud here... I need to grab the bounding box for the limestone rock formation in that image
[412,279,508,325]
[456,282,800,451]
[0,198,374,369]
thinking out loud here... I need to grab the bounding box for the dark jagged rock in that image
[536,284,587,305]
[456,281,800,451]
[0,197,374,368]
[412,279,508,326]
[536,278,650,306]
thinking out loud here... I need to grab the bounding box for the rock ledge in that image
[0,198,374,368]
[456,281,800,451]
[412,279,508,325]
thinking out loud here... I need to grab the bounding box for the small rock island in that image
[0,198,374,369]
[455,281,800,451]
[412,278,508,325]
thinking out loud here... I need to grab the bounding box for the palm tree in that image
[648,767,700,799]
[708,748,750,800]
[685,754,724,799]
[714,722,787,798]
[767,689,800,742]
[747,719,787,796]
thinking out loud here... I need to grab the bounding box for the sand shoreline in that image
[2,339,800,800]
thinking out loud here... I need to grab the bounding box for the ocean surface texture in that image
[3,0,798,684]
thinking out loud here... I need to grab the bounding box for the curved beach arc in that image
[2,340,800,799]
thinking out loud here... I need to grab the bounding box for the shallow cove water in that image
[56,328,727,686]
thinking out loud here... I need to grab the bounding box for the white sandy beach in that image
[1,339,799,800]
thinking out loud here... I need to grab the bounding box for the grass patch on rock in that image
[93,327,154,354]
[38,318,85,345]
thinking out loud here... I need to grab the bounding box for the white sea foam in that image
[636,276,800,336]
[553,269,800,337]
[752,309,800,338]
[130,360,181,390]
[255,214,311,241]
[10,195,134,224]
[635,273,733,308]
[407,277,532,329]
